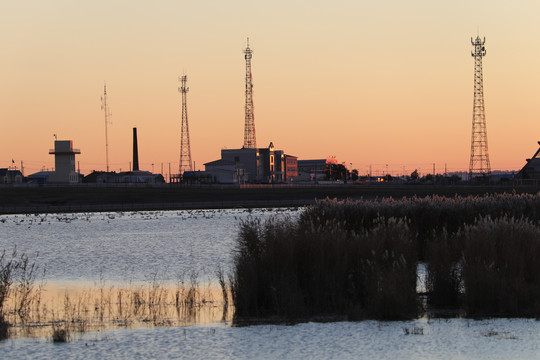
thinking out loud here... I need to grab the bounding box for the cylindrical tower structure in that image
[133,127,139,172]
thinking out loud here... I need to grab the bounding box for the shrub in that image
[52,327,69,343]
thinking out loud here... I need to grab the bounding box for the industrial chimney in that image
[133,127,139,171]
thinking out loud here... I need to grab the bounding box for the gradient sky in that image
[1,0,539,177]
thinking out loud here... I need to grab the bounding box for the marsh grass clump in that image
[461,216,540,317]
[0,249,17,313]
[231,216,417,322]
[360,219,417,320]
[13,253,40,321]
[0,315,8,340]
[0,249,42,339]
[425,230,462,308]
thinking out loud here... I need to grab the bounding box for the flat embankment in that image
[0,183,535,214]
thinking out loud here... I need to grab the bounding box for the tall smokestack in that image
[133,127,139,171]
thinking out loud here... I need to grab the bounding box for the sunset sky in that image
[1,1,539,177]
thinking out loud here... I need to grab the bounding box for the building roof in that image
[298,159,327,165]
[27,171,55,178]
[222,147,258,154]
[516,141,540,179]
[204,159,236,167]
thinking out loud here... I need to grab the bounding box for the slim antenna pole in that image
[101,83,112,172]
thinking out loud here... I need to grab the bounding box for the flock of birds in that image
[0,207,300,228]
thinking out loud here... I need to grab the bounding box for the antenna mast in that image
[243,38,256,148]
[101,83,112,172]
[468,36,491,179]
[179,75,193,174]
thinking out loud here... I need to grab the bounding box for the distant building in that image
[180,171,213,184]
[27,171,55,184]
[49,140,81,183]
[204,159,241,184]
[284,155,298,181]
[205,142,297,184]
[297,159,329,181]
[258,143,299,183]
[517,141,540,181]
[259,143,279,182]
[221,147,260,182]
[0,168,23,184]
[83,170,165,184]
[83,171,117,184]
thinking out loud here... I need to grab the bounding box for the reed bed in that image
[300,193,540,259]
[231,216,417,322]
[460,216,540,317]
[232,193,540,321]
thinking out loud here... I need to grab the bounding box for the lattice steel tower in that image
[179,75,193,174]
[468,36,491,179]
[243,38,256,148]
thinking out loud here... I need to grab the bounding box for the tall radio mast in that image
[179,75,193,174]
[468,36,491,179]
[243,38,256,148]
[101,83,112,172]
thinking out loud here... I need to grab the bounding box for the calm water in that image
[1,208,538,359]
[3,318,539,359]
[0,208,298,284]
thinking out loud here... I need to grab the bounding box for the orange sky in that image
[1,1,540,177]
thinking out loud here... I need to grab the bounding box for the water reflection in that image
[0,208,298,339]
[4,282,231,339]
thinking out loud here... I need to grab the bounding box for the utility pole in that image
[468,36,491,180]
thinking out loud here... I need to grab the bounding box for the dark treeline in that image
[231,193,540,322]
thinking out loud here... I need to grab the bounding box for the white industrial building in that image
[203,159,243,184]
[48,140,81,183]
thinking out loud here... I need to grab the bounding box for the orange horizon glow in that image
[2,1,539,178]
